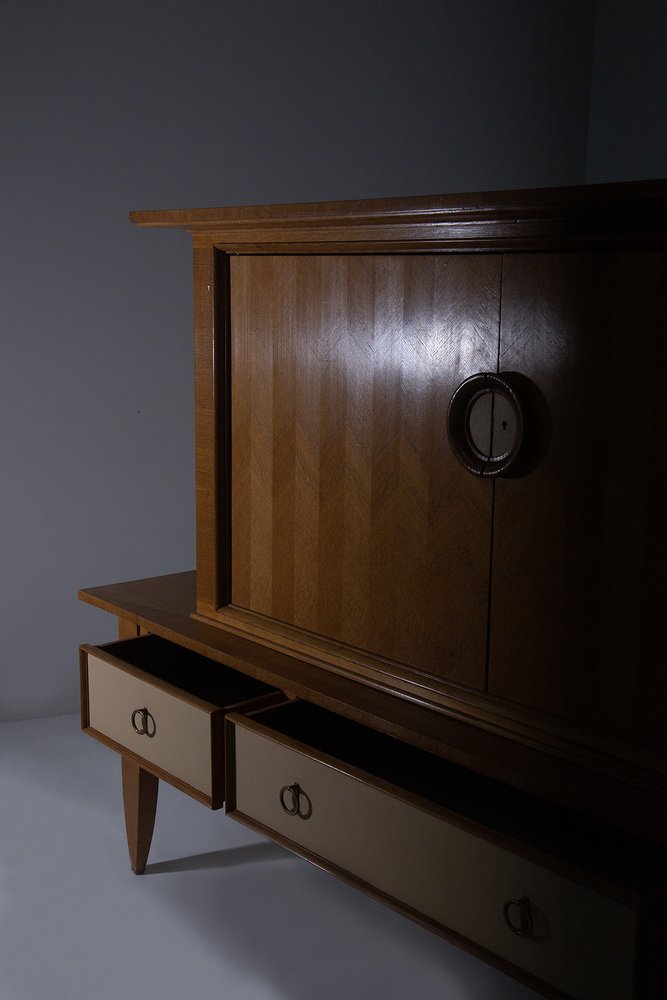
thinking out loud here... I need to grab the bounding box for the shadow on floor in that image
[145,841,290,874]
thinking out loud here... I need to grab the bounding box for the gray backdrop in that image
[1,0,664,721]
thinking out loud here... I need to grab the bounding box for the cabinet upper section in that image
[127,181,667,845]
[129,179,667,252]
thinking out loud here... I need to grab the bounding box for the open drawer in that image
[80,634,280,808]
[225,700,667,1000]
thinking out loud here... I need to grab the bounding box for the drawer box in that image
[226,701,667,1000]
[80,634,279,808]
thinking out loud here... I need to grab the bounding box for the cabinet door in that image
[489,252,667,751]
[229,254,499,688]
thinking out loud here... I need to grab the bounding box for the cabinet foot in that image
[121,757,158,874]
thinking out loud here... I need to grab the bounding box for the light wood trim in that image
[129,180,667,253]
[209,236,667,255]
[121,757,159,874]
[118,618,142,640]
[195,605,667,794]
[194,225,667,252]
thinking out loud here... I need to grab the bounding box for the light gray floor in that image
[0,714,539,1000]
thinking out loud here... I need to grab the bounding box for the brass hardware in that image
[279,783,312,819]
[130,707,156,738]
[280,783,300,815]
[447,372,526,477]
[503,896,534,937]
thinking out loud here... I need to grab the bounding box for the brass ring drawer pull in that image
[503,896,534,937]
[131,707,156,738]
[279,783,312,819]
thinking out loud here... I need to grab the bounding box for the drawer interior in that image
[98,634,276,708]
[245,700,667,896]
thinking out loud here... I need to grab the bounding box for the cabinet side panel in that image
[229,254,499,687]
[490,252,667,751]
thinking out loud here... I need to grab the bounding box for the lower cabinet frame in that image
[75,585,667,1000]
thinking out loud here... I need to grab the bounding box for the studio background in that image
[1,0,666,722]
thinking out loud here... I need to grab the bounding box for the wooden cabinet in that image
[79,181,667,997]
[175,195,667,833]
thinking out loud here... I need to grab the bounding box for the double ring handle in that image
[131,707,156,738]
[279,783,312,819]
[503,896,534,937]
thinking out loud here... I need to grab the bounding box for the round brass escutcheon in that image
[503,896,534,937]
[447,373,525,477]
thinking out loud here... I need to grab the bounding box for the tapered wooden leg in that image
[121,757,159,874]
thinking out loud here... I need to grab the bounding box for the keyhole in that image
[466,389,518,461]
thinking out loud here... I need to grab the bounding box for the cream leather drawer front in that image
[230,719,637,1000]
[85,650,218,798]
[80,635,279,808]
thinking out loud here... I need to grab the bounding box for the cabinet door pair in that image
[227,252,666,751]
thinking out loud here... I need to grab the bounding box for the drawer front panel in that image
[87,652,214,797]
[233,723,636,1000]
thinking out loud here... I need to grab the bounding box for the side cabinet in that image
[79,182,667,998]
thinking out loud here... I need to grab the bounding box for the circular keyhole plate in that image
[466,389,519,462]
[448,373,525,477]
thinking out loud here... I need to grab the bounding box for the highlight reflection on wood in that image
[230,254,499,686]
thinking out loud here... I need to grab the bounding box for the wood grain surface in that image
[490,251,667,751]
[229,254,500,686]
[129,179,667,254]
[121,757,158,874]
